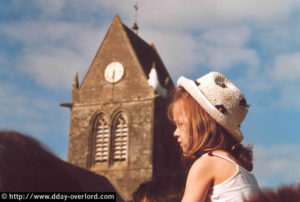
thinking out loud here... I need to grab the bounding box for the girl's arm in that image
[182,155,214,202]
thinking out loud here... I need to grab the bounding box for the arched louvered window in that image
[112,113,128,162]
[94,114,109,163]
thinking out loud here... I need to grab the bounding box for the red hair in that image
[168,87,253,171]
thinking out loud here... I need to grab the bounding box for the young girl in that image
[168,72,259,202]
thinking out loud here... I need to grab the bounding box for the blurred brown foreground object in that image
[0,130,124,201]
[244,184,300,202]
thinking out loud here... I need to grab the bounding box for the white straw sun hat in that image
[177,72,249,142]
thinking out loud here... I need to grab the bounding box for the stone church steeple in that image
[63,15,182,201]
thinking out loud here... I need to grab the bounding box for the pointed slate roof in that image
[77,14,174,96]
[117,15,174,90]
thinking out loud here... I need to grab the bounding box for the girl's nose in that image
[173,128,179,138]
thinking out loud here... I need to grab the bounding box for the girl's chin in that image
[180,146,187,153]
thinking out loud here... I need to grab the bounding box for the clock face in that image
[104,62,124,83]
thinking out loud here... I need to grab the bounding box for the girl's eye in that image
[177,122,183,127]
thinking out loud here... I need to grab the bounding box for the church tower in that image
[64,15,182,200]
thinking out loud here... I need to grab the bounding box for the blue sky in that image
[1,0,300,188]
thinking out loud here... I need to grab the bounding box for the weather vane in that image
[132,2,139,34]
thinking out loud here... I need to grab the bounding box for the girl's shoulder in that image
[191,150,237,175]
[182,153,216,201]
[191,153,217,173]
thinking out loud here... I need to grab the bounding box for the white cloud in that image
[137,25,259,80]
[197,42,259,71]
[253,144,300,187]
[269,52,300,82]
[1,21,107,89]
[2,17,259,89]
[237,72,273,93]
[137,0,300,30]
[0,83,48,136]
[200,26,251,46]
[33,0,65,17]
[17,48,86,89]
[258,23,299,54]
[2,0,298,91]
[270,84,300,109]
[0,55,6,74]
[259,52,300,110]
[1,21,105,52]
[141,29,199,78]
[197,26,259,69]
[1,0,299,115]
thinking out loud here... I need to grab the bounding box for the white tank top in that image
[208,152,260,202]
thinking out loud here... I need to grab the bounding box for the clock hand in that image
[112,69,115,102]
[112,69,115,82]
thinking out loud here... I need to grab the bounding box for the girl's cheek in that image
[180,125,187,134]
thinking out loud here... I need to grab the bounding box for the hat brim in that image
[177,76,243,142]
